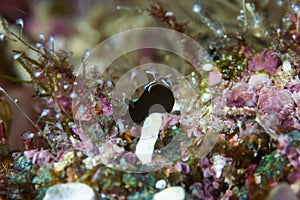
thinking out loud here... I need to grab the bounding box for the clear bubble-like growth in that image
[72,27,214,172]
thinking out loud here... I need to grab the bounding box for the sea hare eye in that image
[129,83,174,124]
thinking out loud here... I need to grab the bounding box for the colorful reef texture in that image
[0,0,300,200]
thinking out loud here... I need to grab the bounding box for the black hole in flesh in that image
[128,83,175,124]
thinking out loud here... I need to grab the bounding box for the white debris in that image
[254,174,261,184]
[201,92,212,103]
[135,113,163,164]
[0,34,4,41]
[165,11,174,16]
[282,60,292,72]
[39,33,45,41]
[248,73,270,88]
[193,4,201,13]
[34,71,42,78]
[13,53,22,60]
[53,151,74,172]
[202,63,214,71]
[153,186,185,200]
[49,35,55,43]
[211,155,227,178]
[16,18,24,28]
[83,155,102,170]
[43,183,95,200]
[106,80,112,87]
[155,179,167,190]
[35,42,42,48]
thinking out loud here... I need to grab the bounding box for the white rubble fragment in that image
[207,69,222,86]
[211,155,227,179]
[135,113,163,164]
[248,73,269,88]
[254,174,261,184]
[282,60,292,72]
[53,151,74,172]
[201,93,212,103]
[155,179,167,190]
[202,63,214,71]
[153,186,185,200]
[43,183,95,200]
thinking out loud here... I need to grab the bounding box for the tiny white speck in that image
[70,92,78,98]
[68,123,76,128]
[78,104,84,115]
[84,49,90,59]
[39,33,45,41]
[0,34,4,41]
[165,11,174,16]
[216,29,223,35]
[34,71,42,77]
[40,109,50,117]
[16,18,24,27]
[63,84,69,90]
[49,35,55,42]
[293,4,300,13]
[13,53,22,60]
[277,0,283,6]
[254,18,260,24]
[237,15,244,21]
[277,28,281,34]
[35,43,42,48]
[107,80,112,87]
[55,122,63,130]
[97,79,104,85]
[283,60,292,72]
[264,30,269,36]
[193,4,201,13]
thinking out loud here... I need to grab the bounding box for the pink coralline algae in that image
[71,128,95,153]
[248,73,270,89]
[277,131,300,183]
[57,97,72,114]
[24,149,53,166]
[248,50,282,74]
[257,88,296,130]
[222,83,256,108]
[207,69,223,86]
[99,95,113,116]
[173,162,191,174]
[239,46,253,58]
[160,114,180,131]
[287,148,300,183]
